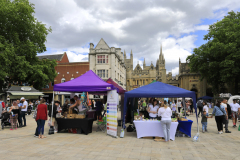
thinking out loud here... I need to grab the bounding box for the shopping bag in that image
[48,119,51,127]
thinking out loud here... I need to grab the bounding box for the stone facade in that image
[178,59,207,98]
[89,38,126,89]
[125,45,179,91]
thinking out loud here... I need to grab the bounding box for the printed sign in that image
[106,90,118,137]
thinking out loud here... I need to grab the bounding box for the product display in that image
[134,120,179,140]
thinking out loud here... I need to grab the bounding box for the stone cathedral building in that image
[88,39,209,98]
[125,45,179,91]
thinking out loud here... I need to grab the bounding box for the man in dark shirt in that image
[96,99,103,120]
[225,103,232,133]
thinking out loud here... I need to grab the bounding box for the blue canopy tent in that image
[198,96,212,100]
[123,82,198,134]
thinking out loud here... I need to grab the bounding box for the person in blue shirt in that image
[211,100,227,134]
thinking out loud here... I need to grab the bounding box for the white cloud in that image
[171,67,180,76]
[195,25,209,31]
[31,0,240,76]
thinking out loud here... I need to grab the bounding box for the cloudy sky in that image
[33,0,240,75]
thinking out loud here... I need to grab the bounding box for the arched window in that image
[61,78,66,83]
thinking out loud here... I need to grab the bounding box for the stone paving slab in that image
[1,110,240,160]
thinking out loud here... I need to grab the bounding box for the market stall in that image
[56,118,94,134]
[123,82,197,139]
[52,70,118,134]
[134,120,178,140]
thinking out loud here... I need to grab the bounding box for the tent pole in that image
[51,91,54,125]
[183,97,186,118]
[177,98,178,113]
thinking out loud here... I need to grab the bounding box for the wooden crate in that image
[75,114,85,119]
[67,114,76,119]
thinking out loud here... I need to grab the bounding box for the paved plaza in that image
[1,111,240,160]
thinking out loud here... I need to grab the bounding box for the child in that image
[202,111,211,133]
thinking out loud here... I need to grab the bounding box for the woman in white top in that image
[147,99,159,120]
[158,104,172,142]
[203,101,209,116]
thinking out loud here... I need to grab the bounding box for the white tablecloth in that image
[133,120,179,140]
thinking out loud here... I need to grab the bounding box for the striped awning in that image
[8,92,44,96]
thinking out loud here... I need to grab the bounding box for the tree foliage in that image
[0,0,57,90]
[187,11,240,94]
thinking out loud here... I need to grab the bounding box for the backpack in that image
[197,100,203,108]
[33,105,38,119]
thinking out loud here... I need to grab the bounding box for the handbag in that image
[48,126,54,135]
[48,119,51,127]
[219,107,226,124]
[32,105,38,119]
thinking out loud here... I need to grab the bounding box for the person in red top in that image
[36,98,48,139]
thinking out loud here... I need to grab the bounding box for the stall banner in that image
[107,90,118,137]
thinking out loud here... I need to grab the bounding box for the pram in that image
[27,105,32,115]
[1,112,11,129]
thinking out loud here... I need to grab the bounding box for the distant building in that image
[7,86,44,102]
[125,45,178,91]
[89,38,126,89]
[38,52,89,103]
[178,59,207,98]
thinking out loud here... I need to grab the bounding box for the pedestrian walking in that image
[221,99,231,133]
[48,101,61,132]
[201,111,211,133]
[203,101,209,116]
[225,103,232,133]
[19,97,28,127]
[0,100,3,117]
[189,99,194,115]
[17,100,23,127]
[102,100,107,117]
[8,101,19,130]
[36,98,47,139]
[197,98,203,117]
[177,100,182,113]
[230,99,240,128]
[211,100,227,134]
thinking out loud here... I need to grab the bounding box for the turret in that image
[130,49,133,70]
[124,50,126,60]
[143,58,146,69]
[90,43,94,49]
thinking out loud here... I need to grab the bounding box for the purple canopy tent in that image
[50,70,118,130]
[54,70,117,92]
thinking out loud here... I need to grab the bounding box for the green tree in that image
[0,0,57,91]
[187,11,240,95]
